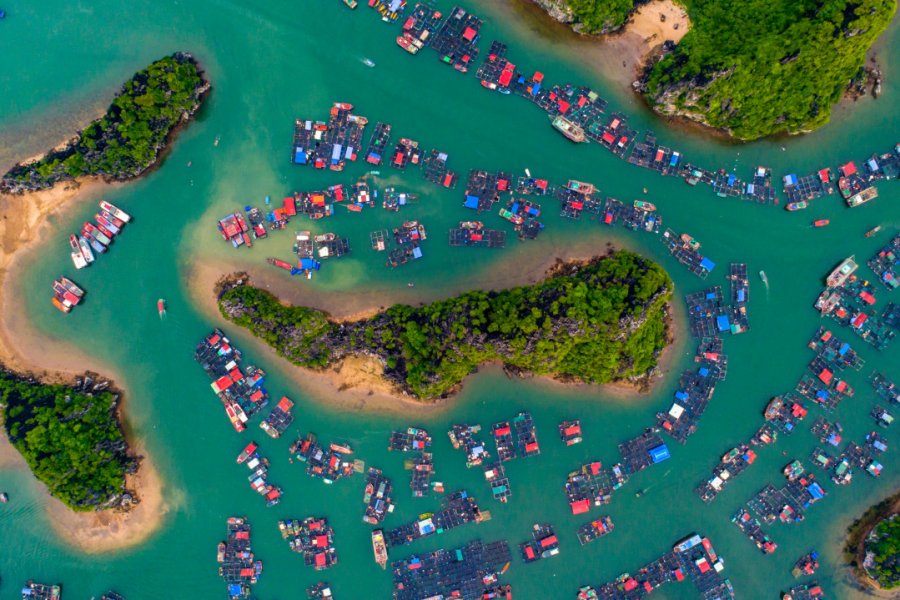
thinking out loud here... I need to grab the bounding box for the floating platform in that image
[519,523,558,563]
[390,539,511,600]
[363,467,395,525]
[218,517,262,599]
[386,489,484,547]
[448,423,489,467]
[278,517,338,570]
[576,515,614,545]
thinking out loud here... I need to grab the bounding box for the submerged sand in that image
[188,234,685,415]
[0,180,166,553]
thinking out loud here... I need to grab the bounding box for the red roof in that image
[557,100,571,113]
[571,201,584,210]
[570,499,590,515]
[746,450,757,463]
[564,425,581,436]
[697,559,710,573]
[497,179,509,191]
[818,369,833,385]
[818,168,831,183]
[315,535,329,547]
[236,531,249,540]
[539,535,558,548]
[536,179,548,189]
[283,197,297,216]
[644,582,653,593]
[525,442,539,453]
[215,375,234,391]
[623,579,638,592]
[494,426,511,437]
[462,26,477,41]
[525,546,535,559]
[840,162,857,177]
[590,462,602,475]
[860,291,876,305]
[602,132,615,144]
[470,233,483,241]
[499,69,513,86]
[533,71,544,82]
[674,569,685,581]
[852,313,868,328]
[315,552,327,567]
[240,568,254,577]
[604,213,613,224]
[655,149,664,162]
[610,118,620,129]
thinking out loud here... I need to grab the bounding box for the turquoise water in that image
[0,1,899,598]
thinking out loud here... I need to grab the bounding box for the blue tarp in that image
[727,174,736,185]
[331,144,342,162]
[531,82,541,95]
[649,444,671,463]
[367,152,381,162]
[839,342,849,355]
[706,292,716,300]
[816,390,829,400]
[699,367,710,377]
[412,247,423,259]
[868,158,879,171]
[345,145,355,159]
[746,183,755,194]
[670,153,680,167]
[294,148,308,164]
[827,433,840,446]
[700,258,716,272]
[300,258,321,270]
[229,585,243,595]
[737,289,746,302]
[808,483,825,499]
[783,174,798,186]
[716,316,730,331]
[675,390,689,401]
[528,207,539,216]
[464,195,479,209]
[510,201,520,213]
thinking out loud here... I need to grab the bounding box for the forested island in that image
[845,492,900,590]
[532,0,896,140]
[0,369,139,512]
[0,52,209,194]
[218,251,672,400]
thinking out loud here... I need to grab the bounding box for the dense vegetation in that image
[0,370,137,511]
[566,0,637,33]
[1,52,208,194]
[219,251,672,400]
[865,516,900,589]
[642,0,896,139]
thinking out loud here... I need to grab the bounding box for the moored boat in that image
[786,201,808,211]
[812,219,829,228]
[237,442,258,464]
[633,200,656,212]
[865,225,882,238]
[680,233,700,251]
[826,256,858,288]
[551,115,586,143]
[99,200,131,222]
[158,298,167,318]
[95,213,120,236]
[83,222,111,246]
[78,235,95,263]
[759,271,769,286]
[343,0,358,7]
[69,235,87,269]
[372,529,388,569]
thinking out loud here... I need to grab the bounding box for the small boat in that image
[0,492,8,502]
[343,0,358,7]
[77,236,95,264]
[525,168,532,177]
[100,209,125,229]
[84,222,111,246]
[94,218,117,239]
[0,9,6,19]
[362,57,376,68]
[372,529,388,569]
[346,204,363,212]
[633,200,656,212]
[157,298,166,318]
[786,201,808,211]
[759,270,769,286]
[99,200,131,223]
[826,256,858,288]
[865,225,882,238]
[314,233,336,243]
[550,115,586,143]
[459,221,484,230]
[69,235,87,269]
[52,297,71,313]
[680,234,700,251]
[635,489,644,498]
[95,214,120,236]
[237,442,258,464]
[812,219,829,227]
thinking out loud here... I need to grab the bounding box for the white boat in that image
[363,57,376,68]
[69,235,87,269]
[78,236,95,263]
[99,200,131,223]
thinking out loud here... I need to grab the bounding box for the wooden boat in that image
[551,115,586,143]
[372,529,388,569]
[158,298,167,318]
[633,200,656,212]
[69,235,87,269]
[786,201,808,211]
[865,225,882,238]
[826,256,858,288]
[812,219,829,227]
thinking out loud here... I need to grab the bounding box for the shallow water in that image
[0,1,899,598]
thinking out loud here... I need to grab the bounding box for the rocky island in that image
[0,369,139,511]
[218,251,672,400]
[0,52,209,194]
[530,0,896,140]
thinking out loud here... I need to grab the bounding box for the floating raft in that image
[448,423,490,467]
[20,582,62,600]
[696,444,758,503]
[240,444,283,507]
[866,233,900,290]
[565,460,627,514]
[306,582,334,599]
[763,394,808,434]
[781,582,825,600]
[578,533,734,599]
[290,433,359,484]
[364,121,392,165]
[194,329,268,432]
[260,396,294,439]
[600,197,662,233]
[217,517,262,599]
[465,169,513,212]
[483,461,511,503]
[362,467,395,525]
[430,5,481,73]
[519,523,558,563]
[278,517,338,570]
[576,515,614,546]
[559,419,582,445]
[422,148,457,188]
[397,3,442,55]
[386,489,485,548]
[731,508,777,554]
[727,263,750,333]
[449,221,506,248]
[661,229,715,279]
[499,197,543,240]
[391,539,511,600]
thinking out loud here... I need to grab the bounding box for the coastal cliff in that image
[528,0,639,34]
[217,251,672,400]
[0,52,209,195]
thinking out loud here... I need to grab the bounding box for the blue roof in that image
[699,367,710,377]
[700,258,716,271]
[675,390,689,401]
[737,289,746,302]
[531,82,541,95]
[367,152,381,162]
[649,444,671,463]
[527,206,539,216]
[706,292,716,299]
[727,174,736,185]
[464,195,479,209]
[784,174,798,185]
[294,148,308,164]
[716,316,730,331]
[229,584,243,595]
[808,483,825,499]
[412,247,423,259]
[839,342,849,355]
[300,258,320,270]
[816,390,829,400]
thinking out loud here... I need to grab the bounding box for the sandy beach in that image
[0,180,166,553]
[187,232,684,416]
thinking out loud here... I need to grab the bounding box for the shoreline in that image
[843,489,900,595]
[187,242,683,415]
[0,180,167,553]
